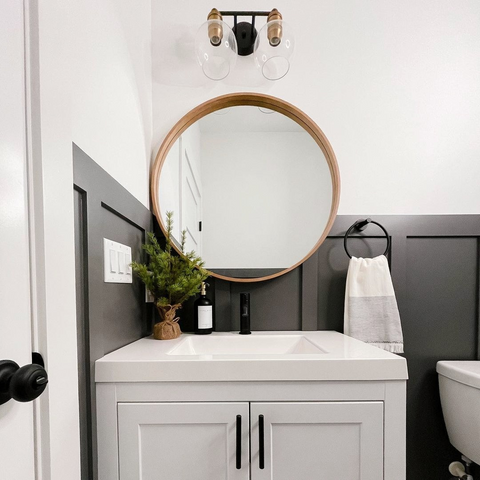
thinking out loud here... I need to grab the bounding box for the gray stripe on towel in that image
[348,296,403,343]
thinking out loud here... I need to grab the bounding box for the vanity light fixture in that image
[195,8,295,81]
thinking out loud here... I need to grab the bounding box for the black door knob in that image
[10,364,48,403]
[0,356,48,405]
[0,360,20,405]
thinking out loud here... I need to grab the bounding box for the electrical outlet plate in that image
[145,289,155,303]
[103,238,132,284]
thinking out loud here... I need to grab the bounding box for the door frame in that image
[24,1,82,479]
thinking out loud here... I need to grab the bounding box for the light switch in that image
[109,250,118,273]
[118,252,125,274]
[104,238,133,284]
[125,253,132,275]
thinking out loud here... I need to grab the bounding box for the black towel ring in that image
[344,218,391,259]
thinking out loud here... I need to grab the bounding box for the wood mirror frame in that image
[151,92,340,283]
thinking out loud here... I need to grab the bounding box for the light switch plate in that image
[146,289,155,303]
[104,238,133,284]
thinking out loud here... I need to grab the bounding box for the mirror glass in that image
[154,101,338,282]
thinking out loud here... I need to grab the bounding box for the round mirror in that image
[151,93,340,282]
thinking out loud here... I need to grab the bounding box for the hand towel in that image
[344,255,404,353]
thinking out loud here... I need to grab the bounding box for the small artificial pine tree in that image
[131,211,209,338]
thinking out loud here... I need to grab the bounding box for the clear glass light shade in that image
[254,20,294,81]
[195,20,238,81]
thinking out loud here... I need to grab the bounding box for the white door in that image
[0,1,37,478]
[118,402,250,480]
[181,139,202,256]
[250,402,384,480]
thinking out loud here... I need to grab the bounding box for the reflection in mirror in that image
[157,105,334,280]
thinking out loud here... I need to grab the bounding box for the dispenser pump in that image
[194,282,213,335]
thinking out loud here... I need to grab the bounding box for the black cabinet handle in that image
[236,415,242,469]
[259,414,265,469]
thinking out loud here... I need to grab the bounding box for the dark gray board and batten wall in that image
[207,215,480,480]
[74,146,480,480]
[73,144,153,480]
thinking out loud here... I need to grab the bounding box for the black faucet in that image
[239,293,251,334]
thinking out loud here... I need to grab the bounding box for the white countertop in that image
[95,331,408,383]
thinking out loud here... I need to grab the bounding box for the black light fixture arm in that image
[219,11,271,17]
[219,11,271,44]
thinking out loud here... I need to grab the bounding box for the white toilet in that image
[437,361,480,465]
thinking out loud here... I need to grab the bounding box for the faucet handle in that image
[239,293,251,335]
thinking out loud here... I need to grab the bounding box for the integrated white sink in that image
[95,331,408,383]
[168,334,326,356]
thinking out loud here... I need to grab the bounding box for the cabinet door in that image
[118,402,249,480]
[250,402,384,480]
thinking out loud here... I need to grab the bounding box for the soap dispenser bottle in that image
[194,282,213,335]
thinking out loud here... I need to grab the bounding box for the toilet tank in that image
[437,361,480,464]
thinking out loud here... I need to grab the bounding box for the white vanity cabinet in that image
[96,332,407,480]
[114,400,384,480]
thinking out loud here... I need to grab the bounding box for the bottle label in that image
[198,306,213,329]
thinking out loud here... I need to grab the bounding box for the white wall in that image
[152,0,480,214]
[201,131,331,268]
[72,0,152,207]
